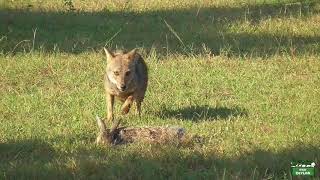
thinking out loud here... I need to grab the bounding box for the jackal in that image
[103,48,148,123]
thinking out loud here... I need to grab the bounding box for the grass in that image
[1,0,320,179]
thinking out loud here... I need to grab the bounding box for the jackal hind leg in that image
[136,100,142,117]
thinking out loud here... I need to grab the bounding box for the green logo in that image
[291,160,316,176]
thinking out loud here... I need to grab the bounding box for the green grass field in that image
[1,0,320,179]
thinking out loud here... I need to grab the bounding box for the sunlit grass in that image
[0,0,320,179]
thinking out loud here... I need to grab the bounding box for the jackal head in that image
[104,48,137,92]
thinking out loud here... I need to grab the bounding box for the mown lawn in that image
[1,0,320,179]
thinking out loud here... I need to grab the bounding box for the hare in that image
[96,116,186,145]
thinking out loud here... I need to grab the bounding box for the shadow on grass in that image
[0,139,70,179]
[0,1,319,57]
[0,138,319,179]
[158,105,248,121]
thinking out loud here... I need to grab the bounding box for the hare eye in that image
[114,71,119,76]
[125,71,131,76]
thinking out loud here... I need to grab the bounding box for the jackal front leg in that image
[106,94,114,122]
[121,95,134,115]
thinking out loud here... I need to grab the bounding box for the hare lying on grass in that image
[96,116,186,145]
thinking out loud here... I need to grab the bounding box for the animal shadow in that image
[159,105,248,121]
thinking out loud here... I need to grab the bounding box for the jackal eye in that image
[114,71,119,76]
[125,71,131,76]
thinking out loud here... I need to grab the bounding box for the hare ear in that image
[96,115,107,133]
[126,48,137,60]
[103,48,114,62]
[110,118,121,133]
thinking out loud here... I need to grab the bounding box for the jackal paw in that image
[121,105,131,115]
[135,110,141,117]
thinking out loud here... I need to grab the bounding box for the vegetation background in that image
[0,0,319,179]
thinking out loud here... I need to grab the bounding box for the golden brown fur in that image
[103,48,148,124]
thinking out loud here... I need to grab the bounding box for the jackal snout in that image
[120,84,126,91]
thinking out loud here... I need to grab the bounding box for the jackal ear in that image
[103,47,114,62]
[127,48,137,61]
